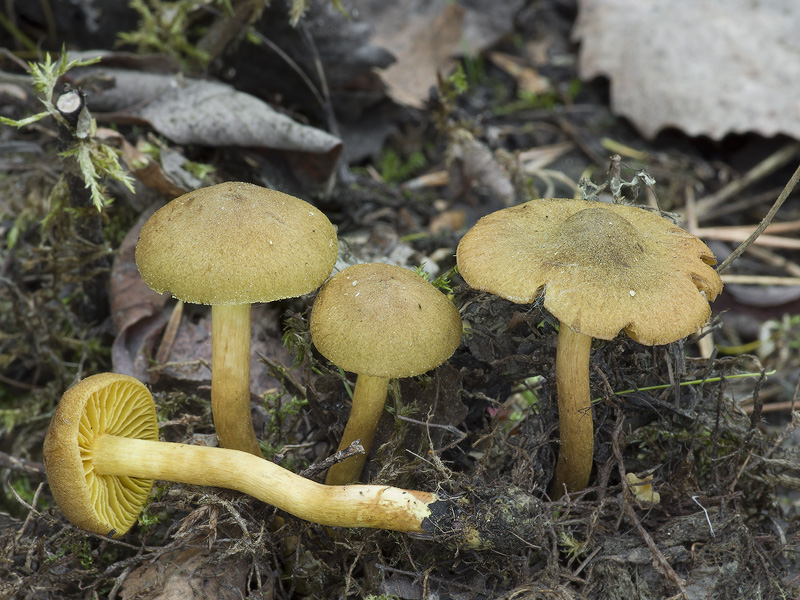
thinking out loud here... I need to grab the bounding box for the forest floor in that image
[0,1,798,599]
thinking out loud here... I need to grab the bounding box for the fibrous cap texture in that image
[135,182,338,305]
[457,198,723,345]
[310,263,463,378]
[43,373,158,538]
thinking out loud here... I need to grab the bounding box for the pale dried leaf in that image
[80,68,341,152]
[573,0,800,140]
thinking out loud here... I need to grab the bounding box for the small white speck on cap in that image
[351,280,357,286]
[629,290,636,296]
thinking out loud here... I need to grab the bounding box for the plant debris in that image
[1,1,798,599]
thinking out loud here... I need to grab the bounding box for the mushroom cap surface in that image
[135,182,338,305]
[457,198,723,345]
[310,263,463,378]
[44,373,158,537]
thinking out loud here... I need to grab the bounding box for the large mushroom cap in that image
[43,373,158,537]
[457,198,723,345]
[135,182,338,305]
[310,263,463,378]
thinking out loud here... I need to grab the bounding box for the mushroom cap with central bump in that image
[135,182,338,305]
[310,263,463,378]
[43,373,158,538]
[456,199,723,345]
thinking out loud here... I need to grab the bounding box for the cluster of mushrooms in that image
[43,182,723,541]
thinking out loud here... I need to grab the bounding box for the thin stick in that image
[697,220,800,236]
[698,231,800,250]
[696,143,800,215]
[623,501,689,598]
[742,400,800,414]
[717,161,800,275]
[0,451,46,479]
[720,275,800,286]
[743,245,800,278]
[702,187,783,221]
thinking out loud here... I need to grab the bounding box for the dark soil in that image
[1,1,798,599]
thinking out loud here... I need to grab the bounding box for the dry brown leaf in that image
[110,209,172,382]
[110,213,296,398]
[573,0,800,140]
[121,546,249,600]
[359,0,524,108]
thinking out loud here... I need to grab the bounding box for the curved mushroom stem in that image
[211,304,262,456]
[550,324,594,499]
[325,374,390,485]
[93,434,433,531]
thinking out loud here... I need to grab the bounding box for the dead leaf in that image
[359,0,525,107]
[447,129,516,206]
[110,208,172,382]
[573,0,800,140]
[74,67,342,191]
[121,545,249,600]
[79,68,341,152]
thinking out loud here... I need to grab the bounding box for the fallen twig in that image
[695,142,800,216]
[699,231,800,250]
[717,161,800,275]
[720,275,800,286]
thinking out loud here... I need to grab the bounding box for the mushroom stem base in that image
[325,374,390,486]
[551,325,594,498]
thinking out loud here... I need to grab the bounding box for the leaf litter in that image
[0,1,799,599]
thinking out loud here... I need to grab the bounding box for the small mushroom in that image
[310,263,463,485]
[625,472,660,503]
[456,199,722,497]
[135,182,338,456]
[43,373,446,538]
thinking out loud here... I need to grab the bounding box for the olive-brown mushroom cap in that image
[43,373,158,538]
[457,199,723,345]
[135,182,338,305]
[310,263,463,378]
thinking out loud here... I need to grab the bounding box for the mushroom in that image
[43,372,448,538]
[456,199,723,497]
[309,263,463,485]
[135,182,338,456]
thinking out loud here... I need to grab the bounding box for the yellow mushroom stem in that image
[550,324,594,498]
[92,433,435,531]
[325,374,390,485]
[211,304,262,457]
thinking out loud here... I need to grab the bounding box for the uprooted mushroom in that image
[44,373,476,539]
